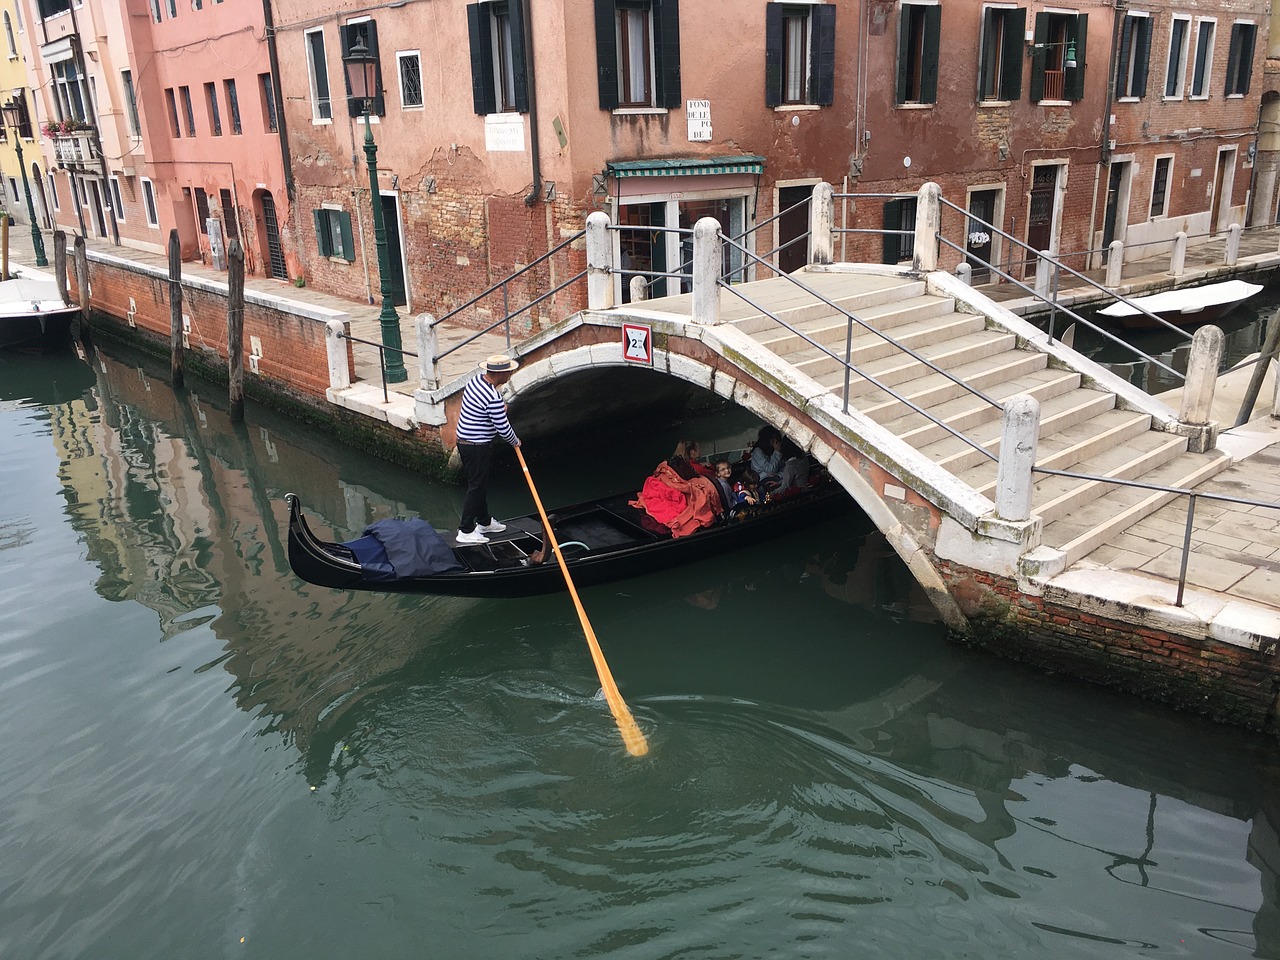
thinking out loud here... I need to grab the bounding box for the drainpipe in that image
[261,0,296,204]
[68,0,118,245]
[1090,0,1126,266]
[521,0,541,207]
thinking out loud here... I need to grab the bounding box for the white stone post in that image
[955,262,972,285]
[417,313,440,390]
[326,318,351,391]
[1170,231,1187,277]
[1105,241,1124,287]
[629,275,648,302]
[1224,223,1242,266]
[1034,250,1053,299]
[692,216,722,325]
[995,394,1041,523]
[808,181,834,266]
[913,181,941,272]
[1179,324,1225,426]
[586,211,614,311]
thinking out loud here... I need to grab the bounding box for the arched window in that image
[3,13,16,59]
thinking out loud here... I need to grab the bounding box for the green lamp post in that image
[343,36,407,383]
[2,99,47,268]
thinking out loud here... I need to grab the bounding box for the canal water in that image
[3,332,1280,959]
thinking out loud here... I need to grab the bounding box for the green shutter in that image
[1029,13,1048,102]
[1133,17,1151,98]
[1000,8,1025,100]
[764,3,783,107]
[1065,14,1087,101]
[895,7,910,103]
[313,209,329,257]
[508,0,529,112]
[467,3,497,115]
[811,4,836,106]
[920,4,940,104]
[1114,16,1132,98]
[654,0,682,109]
[594,0,618,109]
[882,200,902,264]
[1224,23,1242,95]
[339,210,355,262]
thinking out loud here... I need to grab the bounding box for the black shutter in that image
[882,200,903,264]
[1114,16,1132,98]
[764,3,783,107]
[467,3,497,115]
[654,0,682,108]
[1000,8,1025,100]
[312,209,329,257]
[367,21,386,116]
[811,4,836,106]
[1065,14,1087,101]
[1224,25,1240,95]
[595,0,618,109]
[339,211,355,262]
[1029,13,1047,101]
[1133,17,1150,99]
[894,7,910,103]
[1239,25,1255,94]
[920,4,940,104]
[1192,23,1209,95]
[508,0,529,112]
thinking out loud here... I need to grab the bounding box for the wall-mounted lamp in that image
[1028,39,1077,69]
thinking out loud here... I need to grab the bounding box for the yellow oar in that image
[515,446,649,757]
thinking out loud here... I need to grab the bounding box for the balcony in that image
[50,129,98,170]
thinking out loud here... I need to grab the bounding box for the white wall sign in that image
[687,100,712,142]
[622,323,653,365]
[485,114,525,153]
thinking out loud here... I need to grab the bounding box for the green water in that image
[2,342,1279,960]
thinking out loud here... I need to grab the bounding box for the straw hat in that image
[481,354,519,374]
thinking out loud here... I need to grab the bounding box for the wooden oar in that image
[515,446,649,757]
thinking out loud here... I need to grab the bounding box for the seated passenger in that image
[748,425,808,493]
[667,440,716,480]
[733,468,763,506]
[711,459,736,511]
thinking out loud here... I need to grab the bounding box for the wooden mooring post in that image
[227,239,245,423]
[53,231,67,302]
[168,230,184,389]
[2,213,9,281]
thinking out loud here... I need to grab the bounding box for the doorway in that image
[965,188,1001,283]
[1025,164,1061,274]
[379,193,407,307]
[1211,148,1236,235]
[258,191,286,280]
[777,185,812,275]
[85,178,108,238]
[1101,160,1132,259]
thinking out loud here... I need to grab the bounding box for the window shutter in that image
[1065,14,1087,101]
[508,0,529,112]
[764,3,783,107]
[882,200,903,264]
[1000,8,1025,100]
[810,4,836,106]
[1239,26,1255,94]
[1133,17,1150,98]
[466,3,497,115]
[1224,24,1241,95]
[1192,24,1208,94]
[339,211,355,262]
[894,7,910,103]
[1029,13,1048,101]
[367,21,386,116]
[594,0,618,110]
[654,0,682,109]
[313,209,329,257]
[920,4,940,104]
[1114,16,1132,98]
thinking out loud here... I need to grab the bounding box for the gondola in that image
[1097,279,1263,329]
[286,475,850,598]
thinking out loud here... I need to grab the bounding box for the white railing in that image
[52,131,98,166]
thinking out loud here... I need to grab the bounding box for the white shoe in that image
[456,529,489,544]
[477,520,506,533]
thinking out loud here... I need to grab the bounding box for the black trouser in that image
[458,441,495,533]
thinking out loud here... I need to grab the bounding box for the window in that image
[180,85,196,136]
[205,82,221,135]
[225,78,241,133]
[195,187,210,234]
[1189,19,1214,98]
[313,207,355,261]
[7,177,17,205]
[148,0,160,22]
[882,198,917,264]
[592,0,680,111]
[339,20,385,116]
[3,13,15,58]
[37,0,71,19]
[166,0,176,18]
[164,88,181,137]
[1224,22,1256,96]
[219,188,238,239]
[109,176,125,223]
[978,6,1025,102]
[467,0,531,114]
[259,73,278,131]
[1029,11,1087,102]
[764,3,835,107]
[9,90,31,138]
[396,51,423,109]
[193,0,202,9]
[1149,156,1172,218]
[305,28,332,121]
[47,173,58,210]
[1165,16,1189,98]
[122,70,141,137]
[1114,13,1150,99]
[53,60,90,122]
[141,177,158,227]
[896,3,940,105]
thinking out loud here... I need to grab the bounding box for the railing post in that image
[1224,223,1242,266]
[955,262,972,286]
[1034,250,1053,299]
[913,181,941,272]
[417,313,440,390]
[1179,324,1224,451]
[995,394,1040,523]
[1170,231,1187,277]
[326,319,351,391]
[1105,241,1124,287]
[586,211,614,311]
[629,275,648,302]
[692,216,722,325]
[808,181,834,266]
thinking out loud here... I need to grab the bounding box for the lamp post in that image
[343,36,407,383]
[1,99,47,268]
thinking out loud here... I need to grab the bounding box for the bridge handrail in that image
[435,268,587,363]
[339,330,419,403]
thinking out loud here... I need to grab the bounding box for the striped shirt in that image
[456,372,519,445]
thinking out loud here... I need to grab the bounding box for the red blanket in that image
[630,462,723,538]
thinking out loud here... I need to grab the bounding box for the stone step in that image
[1030,433,1190,524]
[874,368,1082,449]
[788,312,986,378]
[817,329,1019,400]
[1041,449,1234,568]
[836,348,1049,424]
[754,295,958,357]
[726,278,928,335]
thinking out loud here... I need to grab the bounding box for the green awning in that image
[605,156,766,178]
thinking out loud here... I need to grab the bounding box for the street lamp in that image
[1,99,47,268]
[343,36,407,383]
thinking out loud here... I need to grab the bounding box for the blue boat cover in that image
[344,519,464,579]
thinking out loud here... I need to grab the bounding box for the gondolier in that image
[454,354,521,544]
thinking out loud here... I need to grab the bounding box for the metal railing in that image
[340,331,418,403]
[613,223,695,298]
[728,194,811,277]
